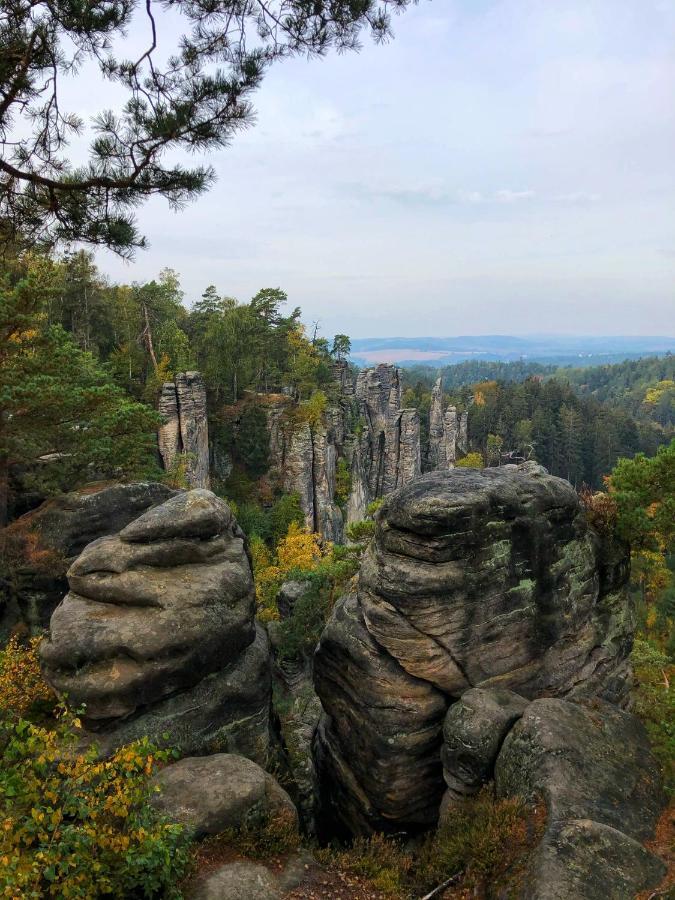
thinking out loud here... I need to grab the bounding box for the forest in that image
[1,246,673,898]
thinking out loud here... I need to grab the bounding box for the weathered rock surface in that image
[265,403,344,543]
[262,364,422,539]
[1,482,177,636]
[495,698,663,841]
[187,853,315,900]
[495,697,666,898]
[441,687,528,802]
[151,753,297,839]
[314,593,447,835]
[313,464,634,834]
[40,490,272,760]
[188,861,281,900]
[427,376,460,469]
[158,372,210,489]
[525,819,666,900]
[354,364,421,501]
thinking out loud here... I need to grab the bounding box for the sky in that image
[82,0,675,338]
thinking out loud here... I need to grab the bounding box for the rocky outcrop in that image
[313,463,634,835]
[354,364,421,501]
[495,698,666,898]
[427,376,465,469]
[151,753,298,839]
[441,687,528,806]
[266,414,344,543]
[1,482,176,637]
[158,372,210,489]
[40,490,272,761]
[262,364,422,538]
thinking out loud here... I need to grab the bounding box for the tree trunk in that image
[142,303,159,374]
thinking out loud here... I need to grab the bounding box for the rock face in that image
[313,464,634,835]
[265,399,344,543]
[1,482,177,637]
[40,490,272,761]
[353,364,421,502]
[151,753,298,839]
[264,363,422,540]
[158,372,210,489]
[495,698,666,898]
[426,376,469,470]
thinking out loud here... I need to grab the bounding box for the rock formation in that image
[495,697,666,898]
[427,375,466,469]
[264,363,421,539]
[353,364,421,501]
[313,463,634,835]
[158,372,210,489]
[40,490,272,761]
[0,482,177,637]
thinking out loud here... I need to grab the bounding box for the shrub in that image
[579,487,618,535]
[206,808,300,861]
[632,638,675,795]
[335,458,352,508]
[346,519,375,543]
[0,637,57,721]
[317,788,544,899]
[456,451,485,468]
[0,715,189,898]
[269,493,304,546]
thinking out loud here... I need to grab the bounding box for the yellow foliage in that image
[456,452,485,469]
[644,379,675,405]
[0,637,56,718]
[0,716,187,898]
[276,522,323,572]
[252,523,327,621]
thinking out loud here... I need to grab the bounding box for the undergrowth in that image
[317,788,545,899]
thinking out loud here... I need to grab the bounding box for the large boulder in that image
[40,490,272,761]
[150,753,297,839]
[1,482,177,637]
[441,687,528,802]
[495,698,666,898]
[313,464,634,834]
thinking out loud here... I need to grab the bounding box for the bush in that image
[632,638,675,795]
[0,715,189,898]
[0,637,56,721]
[456,452,485,468]
[0,639,189,898]
[318,788,544,899]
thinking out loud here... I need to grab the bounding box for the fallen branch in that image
[418,871,464,900]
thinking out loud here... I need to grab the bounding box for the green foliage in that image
[335,457,352,508]
[346,519,376,543]
[317,788,545,899]
[609,439,675,552]
[237,404,271,479]
[331,334,352,360]
[2,0,413,255]
[0,639,189,899]
[269,493,304,546]
[631,638,675,795]
[0,255,161,521]
[276,554,359,661]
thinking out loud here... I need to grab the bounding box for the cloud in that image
[495,189,536,204]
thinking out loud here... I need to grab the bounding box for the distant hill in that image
[349,335,675,368]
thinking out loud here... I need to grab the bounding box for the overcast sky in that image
[91,0,675,338]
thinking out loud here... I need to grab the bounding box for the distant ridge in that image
[349,335,675,368]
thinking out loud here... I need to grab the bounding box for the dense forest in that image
[403,355,674,488]
[3,247,673,529]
